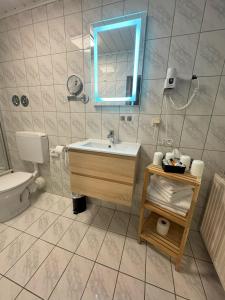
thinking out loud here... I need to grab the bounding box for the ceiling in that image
[0,0,53,18]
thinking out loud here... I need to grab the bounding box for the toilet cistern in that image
[107,130,115,145]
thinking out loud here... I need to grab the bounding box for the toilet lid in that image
[0,172,33,193]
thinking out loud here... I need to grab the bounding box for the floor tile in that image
[62,203,77,220]
[145,283,176,300]
[26,246,72,299]
[92,207,114,229]
[108,211,130,235]
[172,256,206,300]
[196,259,225,300]
[120,237,146,281]
[189,231,211,261]
[26,211,58,238]
[0,277,22,299]
[76,226,106,260]
[6,239,53,286]
[57,221,89,252]
[97,231,125,270]
[82,263,117,300]
[5,207,44,231]
[0,233,36,274]
[47,196,71,215]
[49,255,94,300]
[127,215,139,239]
[41,216,73,245]
[114,272,145,300]
[16,289,42,300]
[0,227,21,252]
[32,193,60,211]
[75,204,99,224]
[184,239,193,257]
[146,245,174,293]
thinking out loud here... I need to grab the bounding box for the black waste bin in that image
[72,194,86,214]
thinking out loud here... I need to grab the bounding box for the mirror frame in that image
[91,12,147,106]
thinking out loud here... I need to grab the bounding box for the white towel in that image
[151,175,192,193]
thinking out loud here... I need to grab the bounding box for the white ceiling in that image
[0,0,53,18]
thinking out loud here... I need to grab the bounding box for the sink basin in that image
[68,139,141,157]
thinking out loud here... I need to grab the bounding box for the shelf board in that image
[141,212,184,255]
[146,164,200,186]
[144,200,187,227]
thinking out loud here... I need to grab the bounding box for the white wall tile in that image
[48,17,66,54]
[63,0,82,15]
[34,22,51,56]
[20,25,36,58]
[38,55,53,85]
[52,53,68,84]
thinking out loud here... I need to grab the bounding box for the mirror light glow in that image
[93,18,142,103]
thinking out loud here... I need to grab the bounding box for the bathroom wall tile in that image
[76,226,106,260]
[173,0,206,36]
[82,0,102,10]
[57,112,71,137]
[26,211,58,238]
[0,227,21,252]
[65,13,83,51]
[49,17,66,54]
[26,246,72,299]
[52,53,68,84]
[67,50,83,77]
[168,34,199,79]
[32,6,47,23]
[20,111,34,130]
[34,22,51,56]
[41,85,56,111]
[202,150,225,182]
[0,233,36,274]
[146,245,174,293]
[102,113,119,141]
[194,30,225,76]
[38,55,53,85]
[29,86,43,111]
[147,0,175,39]
[1,62,16,87]
[124,0,148,14]
[50,254,93,300]
[119,114,139,142]
[114,273,145,300]
[47,0,64,19]
[18,9,33,27]
[6,239,53,286]
[63,0,82,15]
[202,0,225,31]
[138,114,160,145]
[140,80,164,114]
[25,58,40,86]
[58,220,88,252]
[0,32,11,62]
[143,38,170,80]
[213,76,225,115]
[0,19,8,33]
[55,84,69,112]
[86,112,102,138]
[145,284,175,300]
[82,7,102,37]
[7,29,23,60]
[97,231,125,269]
[186,76,220,115]
[0,277,22,299]
[120,237,146,281]
[172,256,206,300]
[196,260,225,300]
[71,112,85,138]
[20,25,36,58]
[82,263,117,300]
[102,2,123,19]
[44,112,58,135]
[180,116,210,149]
[205,116,225,151]
[13,60,27,86]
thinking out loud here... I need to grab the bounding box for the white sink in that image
[68,139,141,157]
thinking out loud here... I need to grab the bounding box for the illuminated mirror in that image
[90,12,147,106]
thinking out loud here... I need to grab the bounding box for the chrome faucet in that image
[107,130,115,144]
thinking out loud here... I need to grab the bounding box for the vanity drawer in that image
[69,150,136,184]
[70,173,133,206]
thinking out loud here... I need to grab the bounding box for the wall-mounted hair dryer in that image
[164,67,177,89]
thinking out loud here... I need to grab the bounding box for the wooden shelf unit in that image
[138,164,201,270]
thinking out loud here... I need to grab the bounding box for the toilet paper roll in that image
[180,155,191,170]
[165,152,174,160]
[153,152,163,166]
[156,217,170,236]
[190,160,204,178]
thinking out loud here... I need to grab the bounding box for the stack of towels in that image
[146,175,193,216]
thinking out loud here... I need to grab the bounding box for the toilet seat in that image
[0,172,33,193]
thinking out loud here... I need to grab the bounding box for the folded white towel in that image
[151,175,192,193]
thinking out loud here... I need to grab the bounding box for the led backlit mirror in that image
[90,12,147,106]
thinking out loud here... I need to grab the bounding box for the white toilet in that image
[0,131,48,222]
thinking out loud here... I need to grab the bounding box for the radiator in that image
[201,173,225,289]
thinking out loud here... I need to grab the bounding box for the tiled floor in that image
[0,192,224,300]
